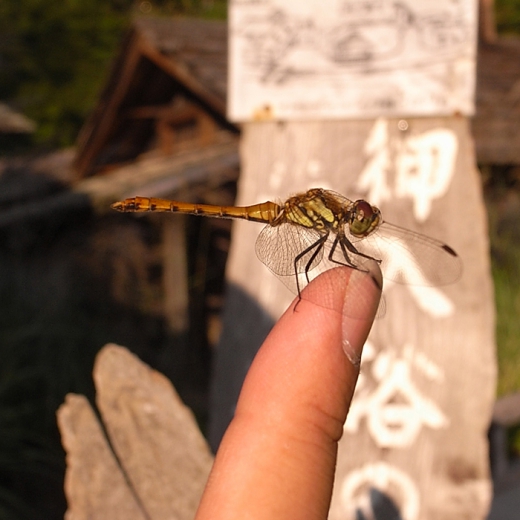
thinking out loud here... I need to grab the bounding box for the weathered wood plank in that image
[75,141,239,214]
[57,394,146,520]
[58,344,214,519]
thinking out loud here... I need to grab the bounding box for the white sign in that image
[228,0,477,121]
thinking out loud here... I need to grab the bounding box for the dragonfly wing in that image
[256,221,385,320]
[255,223,324,276]
[349,221,462,286]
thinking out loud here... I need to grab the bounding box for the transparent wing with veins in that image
[255,221,385,320]
[255,223,325,276]
[347,220,461,287]
[255,201,461,311]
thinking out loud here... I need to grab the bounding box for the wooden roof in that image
[472,38,520,165]
[74,16,520,179]
[74,17,232,179]
[0,102,36,133]
[77,141,239,214]
[134,17,227,105]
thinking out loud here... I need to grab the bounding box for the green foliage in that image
[146,0,227,18]
[508,423,520,457]
[485,166,520,397]
[493,260,520,397]
[0,0,134,147]
[496,0,520,35]
[0,0,227,148]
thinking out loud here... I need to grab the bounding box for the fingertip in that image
[196,266,381,520]
[340,264,382,365]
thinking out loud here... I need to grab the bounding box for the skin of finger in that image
[195,268,381,520]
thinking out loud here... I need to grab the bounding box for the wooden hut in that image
[75,16,520,204]
[473,38,520,166]
[73,18,239,344]
[57,13,520,519]
[72,14,520,427]
[74,17,235,179]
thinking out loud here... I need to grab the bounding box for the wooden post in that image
[162,217,189,333]
[214,118,495,520]
[479,0,497,43]
[211,2,496,519]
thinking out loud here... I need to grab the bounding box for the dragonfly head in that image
[349,200,381,238]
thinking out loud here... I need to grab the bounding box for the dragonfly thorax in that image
[282,189,345,231]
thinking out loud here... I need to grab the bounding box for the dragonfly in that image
[111,188,461,317]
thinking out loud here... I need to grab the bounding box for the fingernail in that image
[341,266,382,366]
[342,338,361,367]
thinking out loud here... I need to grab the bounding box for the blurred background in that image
[0,0,519,518]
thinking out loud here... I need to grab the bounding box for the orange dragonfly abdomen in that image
[111,196,281,224]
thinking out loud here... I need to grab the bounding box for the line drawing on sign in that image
[236,2,470,83]
[229,0,477,119]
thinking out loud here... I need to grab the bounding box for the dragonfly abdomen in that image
[111,197,281,224]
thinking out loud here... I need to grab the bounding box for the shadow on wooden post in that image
[57,344,213,520]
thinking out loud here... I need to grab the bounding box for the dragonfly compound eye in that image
[349,200,381,237]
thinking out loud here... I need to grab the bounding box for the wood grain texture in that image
[58,344,213,520]
[57,394,146,520]
[217,117,495,520]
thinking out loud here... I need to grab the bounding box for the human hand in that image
[195,266,382,520]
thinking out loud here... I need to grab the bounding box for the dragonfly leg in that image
[325,234,380,277]
[327,235,360,269]
[338,238,384,291]
[339,235,381,265]
[293,233,329,299]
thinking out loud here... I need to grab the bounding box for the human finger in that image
[195,266,382,520]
